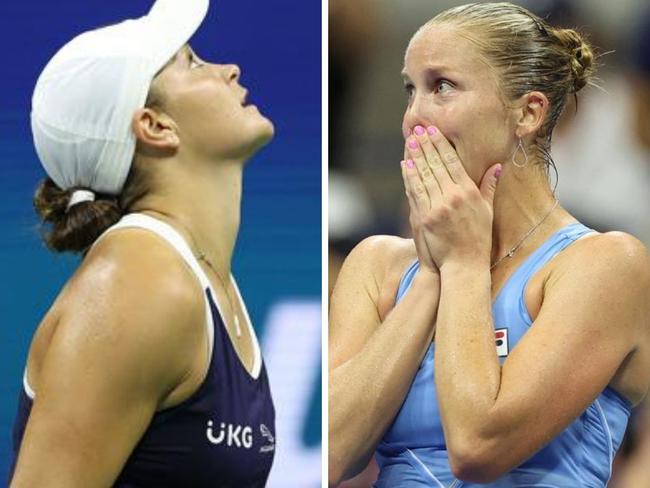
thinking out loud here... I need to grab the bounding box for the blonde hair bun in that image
[551,27,595,93]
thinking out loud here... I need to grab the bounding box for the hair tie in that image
[67,189,96,211]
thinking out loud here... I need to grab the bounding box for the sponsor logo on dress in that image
[259,423,275,453]
[206,420,254,449]
[495,328,509,357]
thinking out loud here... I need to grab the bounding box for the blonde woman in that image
[329,3,650,487]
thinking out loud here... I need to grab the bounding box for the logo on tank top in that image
[205,420,276,452]
[495,328,509,357]
[259,424,275,453]
[206,420,254,449]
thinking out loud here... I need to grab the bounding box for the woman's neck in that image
[131,156,244,281]
[490,163,575,267]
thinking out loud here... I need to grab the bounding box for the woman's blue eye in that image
[436,80,453,93]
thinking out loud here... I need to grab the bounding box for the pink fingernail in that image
[414,125,425,136]
[408,139,419,150]
[427,126,437,135]
[495,166,502,178]
[406,159,414,168]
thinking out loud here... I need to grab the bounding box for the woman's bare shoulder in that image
[345,234,417,279]
[342,235,418,320]
[30,227,205,396]
[546,230,650,336]
[73,227,202,298]
[554,230,649,277]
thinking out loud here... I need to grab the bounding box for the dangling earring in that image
[512,138,528,168]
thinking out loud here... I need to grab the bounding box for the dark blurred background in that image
[330,1,650,486]
[0,1,321,486]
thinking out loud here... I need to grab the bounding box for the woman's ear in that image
[131,108,179,156]
[514,91,549,138]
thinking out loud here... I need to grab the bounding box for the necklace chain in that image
[490,200,559,270]
[142,212,242,337]
[166,217,242,338]
[196,251,242,337]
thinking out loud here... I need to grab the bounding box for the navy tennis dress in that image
[10,213,276,487]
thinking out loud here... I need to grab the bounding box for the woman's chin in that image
[240,119,275,159]
[258,116,275,141]
[251,117,274,144]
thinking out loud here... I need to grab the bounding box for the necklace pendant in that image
[507,250,515,258]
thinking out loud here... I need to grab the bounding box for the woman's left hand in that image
[402,125,502,270]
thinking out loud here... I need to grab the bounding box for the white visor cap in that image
[31,0,209,196]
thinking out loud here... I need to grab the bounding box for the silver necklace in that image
[196,251,242,337]
[143,211,243,337]
[490,200,559,270]
[168,216,242,338]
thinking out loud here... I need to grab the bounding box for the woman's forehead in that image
[154,44,195,85]
[404,26,483,77]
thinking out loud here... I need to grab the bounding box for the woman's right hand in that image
[401,148,439,277]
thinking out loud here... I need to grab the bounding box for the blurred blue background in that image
[0,1,321,486]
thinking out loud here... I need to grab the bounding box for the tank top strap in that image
[496,222,597,311]
[397,223,596,308]
[91,212,262,379]
[24,213,218,400]
[396,258,421,301]
[91,213,213,291]
[91,213,217,376]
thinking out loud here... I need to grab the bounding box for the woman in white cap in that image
[10,1,276,486]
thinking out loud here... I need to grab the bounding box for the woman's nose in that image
[404,99,422,130]
[403,99,433,136]
[403,112,422,137]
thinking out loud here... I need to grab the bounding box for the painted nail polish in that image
[414,125,425,136]
[427,126,437,135]
[495,166,502,178]
[406,159,414,168]
[408,139,418,150]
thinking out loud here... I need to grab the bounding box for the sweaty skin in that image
[330,23,650,485]
[11,43,274,488]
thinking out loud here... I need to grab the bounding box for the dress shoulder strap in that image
[395,259,421,304]
[509,222,596,294]
[91,213,212,291]
[24,213,218,400]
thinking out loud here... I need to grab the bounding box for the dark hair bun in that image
[34,178,122,254]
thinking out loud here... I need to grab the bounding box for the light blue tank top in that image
[375,223,632,488]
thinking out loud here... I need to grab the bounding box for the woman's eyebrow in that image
[402,65,455,81]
